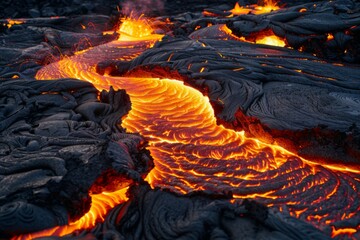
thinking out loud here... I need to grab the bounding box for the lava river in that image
[32,21,360,238]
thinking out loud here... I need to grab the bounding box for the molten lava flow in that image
[230,2,252,15]
[117,15,163,41]
[221,25,286,47]
[225,1,285,47]
[14,17,164,240]
[18,15,360,239]
[15,188,128,239]
[256,34,286,47]
[230,0,279,16]
[203,0,280,17]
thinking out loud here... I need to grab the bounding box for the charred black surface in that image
[0,0,120,19]
[0,78,152,236]
[0,0,241,19]
[0,15,118,79]
[166,0,360,63]
[227,1,360,63]
[60,184,330,240]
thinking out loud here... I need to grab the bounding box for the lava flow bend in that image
[17,16,360,239]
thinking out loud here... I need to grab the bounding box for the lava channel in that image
[29,18,360,239]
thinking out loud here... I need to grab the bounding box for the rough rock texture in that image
[103,34,360,164]
[0,0,120,18]
[57,184,331,240]
[168,0,360,63]
[0,0,240,19]
[0,78,152,237]
[0,15,118,78]
[0,0,359,239]
[127,37,360,131]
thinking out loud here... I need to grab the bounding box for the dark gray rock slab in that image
[0,78,152,237]
[63,184,330,240]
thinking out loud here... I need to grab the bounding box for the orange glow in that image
[230,2,252,15]
[230,0,280,16]
[202,10,219,17]
[34,23,360,230]
[331,226,358,238]
[15,15,360,239]
[220,24,234,36]
[117,15,163,41]
[6,19,25,28]
[327,33,334,41]
[256,35,286,47]
[14,188,128,240]
[13,16,164,239]
[253,0,280,14]
[221,25,286,47]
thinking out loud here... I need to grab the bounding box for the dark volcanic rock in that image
[128,37,360,133]
[0,0,120,18]
[0,0,359,239]
[178,0,360,63]
[0,78,152,237]
[0,0,240,19]
[0,15,118,78]
[120,34,360,164]
[61,184,330,240]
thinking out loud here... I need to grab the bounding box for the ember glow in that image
[256,34,286,47]
[230,0,280,15]
[117,15,163,41]
[15,188,128,239]
[221,25,286,47]
[17,15,360,239]
[4,19,25,28]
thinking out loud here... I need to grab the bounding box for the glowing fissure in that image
[202,0,285,48]
[14,188,128,239]
[204,1,279,16]
[220,25,286,48]
[117,16,164,41]
[230,0,279,15]
[4,19,25,28]
[18,17,360,238]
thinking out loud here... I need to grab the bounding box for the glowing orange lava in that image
[331,226,357,238]
[4,19,25,28]
[230,0,280,16]
[256,34,286,47]
[221,25,286,47]
[16,15,360,239]
[15,188,128,240]
[14,17,163,240]
[117,15,163,41]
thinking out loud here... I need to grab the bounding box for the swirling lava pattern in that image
[35,37,360,237]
